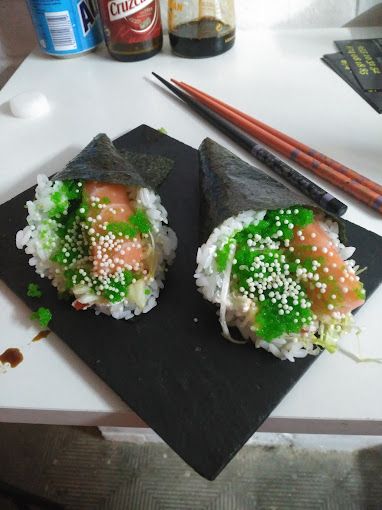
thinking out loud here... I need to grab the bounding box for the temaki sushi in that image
[195,139,366,361]
[16,134,177,320]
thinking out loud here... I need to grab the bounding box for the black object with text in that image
[323,52,382,113]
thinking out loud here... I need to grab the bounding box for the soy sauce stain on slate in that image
[32,330,51,342]
[0,348,23,368]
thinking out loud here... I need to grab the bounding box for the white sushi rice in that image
[195,210,357,362]
[16,175,177,320]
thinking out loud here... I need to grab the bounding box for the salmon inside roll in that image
[17,176,177,320]
[195,206,365,361]
[84,181,146,276]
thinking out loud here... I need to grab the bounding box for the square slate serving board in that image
[1,125,382,480]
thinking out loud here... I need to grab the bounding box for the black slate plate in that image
[1,125,382,480]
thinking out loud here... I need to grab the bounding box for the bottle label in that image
[25,0,103,56]
[101,0,161,43]
[108,0,153,22]
[199,0,222,19]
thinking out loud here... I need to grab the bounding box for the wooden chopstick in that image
[152,72,348,216]
[172,79,382,214]
[174,80,382,196]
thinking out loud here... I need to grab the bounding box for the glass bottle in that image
[168,0,235,58]
[98,0,163,62]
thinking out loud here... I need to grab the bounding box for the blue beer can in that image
[25,0,103,57]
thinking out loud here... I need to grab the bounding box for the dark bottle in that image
[98,0,163,62]
[168,0,235,58]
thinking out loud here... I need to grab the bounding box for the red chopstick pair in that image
[171,79,382,215]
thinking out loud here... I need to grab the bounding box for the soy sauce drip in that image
[0,348,23,368]
[32,330,51,342]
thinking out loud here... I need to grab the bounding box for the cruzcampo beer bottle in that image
[98,0,163,61]
[168,0,235,58]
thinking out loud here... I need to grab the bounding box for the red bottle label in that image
[100,0,162,44]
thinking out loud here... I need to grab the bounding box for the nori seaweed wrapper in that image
[199,138,310,240]
[53,134,173,190]
[119,150,174,190]
[199,138,344,242]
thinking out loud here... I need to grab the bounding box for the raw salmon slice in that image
[84,181,144,275]
[290,220,365,316]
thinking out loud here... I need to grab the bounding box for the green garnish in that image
[30,307,52,328]
[49,190,69,218]
[158,127,167,134]
[63,267,91,291]
[48,183,148,300]
[49,183,89,270]
[48,180,82,218]
[355,283,366,301]
[107,209,152,238]
[51,218,82,266]
[64,267,135,304]
[300,255,325,273]
[129,209,152,234]
[106,222,139,238]
[217,206,314,273]
[29,177,154,308]
[232,246,314,341]
[264,207,313,240]
[217,206,317,341]
[314,315,356,353]
[27,283,42,298]
[216,242,234,272]
[254,292,313,341]
[101,270,134,304]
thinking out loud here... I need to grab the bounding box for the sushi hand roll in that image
[16,134,177,320]
[195,139,366,361]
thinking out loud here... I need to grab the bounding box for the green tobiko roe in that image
[355,284,366,301]
[106,209,152,238]
[101,270,135,303]
[30,307,52,328]
[216,206,316,342]
[64,267,135,304]
[27,283,42,298]
[254,292,313,341]
[216,241,235,272]
[47,181,88,286]
[48,180,83,219]
[216,206,314,273]
[47,179,150,302]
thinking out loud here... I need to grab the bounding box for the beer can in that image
[25,0,103,58]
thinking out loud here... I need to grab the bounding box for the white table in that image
[1,27,382,435]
